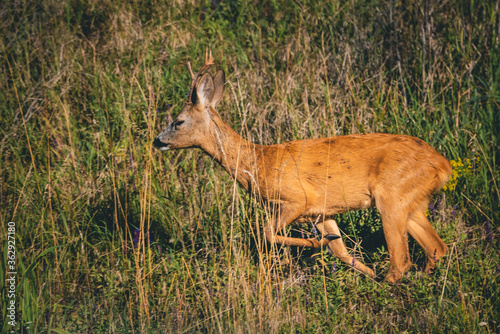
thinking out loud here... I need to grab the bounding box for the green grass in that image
[1,0,499,332]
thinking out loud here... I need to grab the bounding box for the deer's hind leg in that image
[376,196,412,283]
[316,219,375,278]
[407,206,447,274]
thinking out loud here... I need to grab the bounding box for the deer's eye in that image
[173,120,185,130]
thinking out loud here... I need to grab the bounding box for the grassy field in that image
[1,0,499,332]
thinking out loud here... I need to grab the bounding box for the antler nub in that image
[196,48,215,75]
[204,48,215,67]
[187,62,195,80]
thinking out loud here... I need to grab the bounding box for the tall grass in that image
[1,0,499,332]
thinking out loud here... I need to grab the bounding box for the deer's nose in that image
[153,137,168,150]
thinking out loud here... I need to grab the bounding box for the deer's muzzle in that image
[153,137,170,151]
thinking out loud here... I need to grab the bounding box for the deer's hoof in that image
[324,234,340,241]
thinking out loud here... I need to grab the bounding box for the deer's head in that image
[154,50,225,151]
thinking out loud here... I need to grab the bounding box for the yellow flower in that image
[444,157,480,192]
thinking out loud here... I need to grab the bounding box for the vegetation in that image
[1,0,499,332]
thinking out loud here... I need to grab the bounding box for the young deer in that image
[153,51,451,282]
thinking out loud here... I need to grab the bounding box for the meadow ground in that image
[1,0,499,332]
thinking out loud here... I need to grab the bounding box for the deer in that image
[153,50,452,283]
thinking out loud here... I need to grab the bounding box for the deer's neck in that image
[202,113,261,193]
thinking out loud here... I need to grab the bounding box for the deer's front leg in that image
[316,219,375,278]
[263,207,339,249]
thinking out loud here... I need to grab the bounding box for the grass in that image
[1,0,499,332]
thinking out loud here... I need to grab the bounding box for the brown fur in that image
[154,61,451,282]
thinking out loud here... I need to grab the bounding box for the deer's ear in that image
[211,70,225,107]
[192,73,214,107]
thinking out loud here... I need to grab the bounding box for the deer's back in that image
[255,133,451,214]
